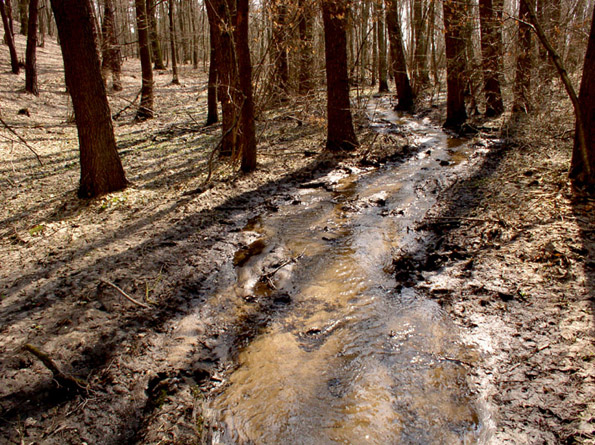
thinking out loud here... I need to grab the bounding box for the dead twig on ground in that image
[0,115,43,165]
[112,89,142,120]
[23,344,87,392]
[101,279,151,309]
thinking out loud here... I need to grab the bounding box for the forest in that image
[0,0,594,443]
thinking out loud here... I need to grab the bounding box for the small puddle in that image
[205,99,487,443]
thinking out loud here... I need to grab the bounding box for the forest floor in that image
[0,36,594,444]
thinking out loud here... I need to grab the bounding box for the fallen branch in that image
[101,279,151,309]
[23,344,87,392]
[112,89,142,120]
[0,115,43,165]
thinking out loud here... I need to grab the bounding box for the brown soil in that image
[1,36,593,444]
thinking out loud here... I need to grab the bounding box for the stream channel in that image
[204,99,490,444]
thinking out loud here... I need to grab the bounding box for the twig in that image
[23,344,87,392]
[425,216,497,223]
[0,115,43,165]
[101,279,151,309]
[112,90,142,120]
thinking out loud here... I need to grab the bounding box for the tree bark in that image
[571,4,595,190]
[322,0,358,151]
[479,0,504,116]
[412,0,430,89]
[168,0,179,84]
[442,0,468,130]
[18,0,26,35]
[0,0,20,74]
[236,0,256,172]
[513,0,532,113]
[101,0,122,91]
[25,0,37,95]
[146,0,165,70]
[271,0,289,99]
[386,0,414,111]
[135,0,154,120]
[205,0,218,126]
[49,0,127,198]
[376,1,389,93]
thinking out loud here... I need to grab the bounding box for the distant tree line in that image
[1,0,594,196]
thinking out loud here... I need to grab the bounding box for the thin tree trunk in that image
[513,0,532,113]
[386,0,414,110]
[371,19,377,86]
[38,0,44,47]
[412,0,429,89]
[135,0,154,120]
[101,0,122,91]
[18,0,26,35]
[205,0,218,125]
[146,0,165,70]
[169,0,179,84]
[25,0,38,95]
[49,0,127,198]
[322,0,358,151]
[479,0,504,116]
[377,1,389,92]
[442,0,468,130]
[271,0,289,98]
[0,0,20,74]
[236,0,256,172]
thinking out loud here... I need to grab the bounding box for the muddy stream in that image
[203,101,490,444]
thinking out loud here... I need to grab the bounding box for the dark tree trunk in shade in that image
[101,0,122,91]
[386,0,414,111]
[135,0,154,120]
[235,0,256,172]
[0,0,20,74]
[146,0,164,70]
[206,0,239,157]
[570,6,595,190]
[513,0,532,113]
[321,0,358,152]
[298,0,313,95]
[49,0,127,198]
[442,0,468,130]
[25,0,38,95]
[479,0,504,116]
[18,0,26,35]
[168,0,179,85]
[376,2,389,93]
[205,0,218,126]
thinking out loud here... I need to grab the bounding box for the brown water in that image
[206,101,488,444]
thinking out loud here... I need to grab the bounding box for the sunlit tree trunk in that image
[386,0,414,111]
[101,0,123,91]
[146,0,165,70]
[322,0,358,151]
[412,0,430,89]
[0,0,20,74]
[271,0,289,99]
[298,0,314,94]
[50,0,127,198]
[25,0,38,95]
[135,0,154,120]
[442,0,468,130]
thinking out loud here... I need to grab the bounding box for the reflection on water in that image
[207,100,485,444]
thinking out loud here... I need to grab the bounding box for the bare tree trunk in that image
[146,0,165,70]
[322,0,358,151]
[205,0,218,125]
[376,1,389,93]
[18,0,26,35]
[412,0,429,89]
[271,0,289,99]
[236,0,256,172]
[38,0,44,47]
[298,0,314,94]
[371,19,377,86]
[101,0,122,91]
[479,0,504,116]
[513,0,532,113]
[50,0,127,198]
[25,0,37,95]
[0,0,20,74]
[386,0,414,111]
[169,0,179,84]
[442,0,468,130]
[135,0,154,120]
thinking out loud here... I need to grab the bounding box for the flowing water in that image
[206,101,488,444]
